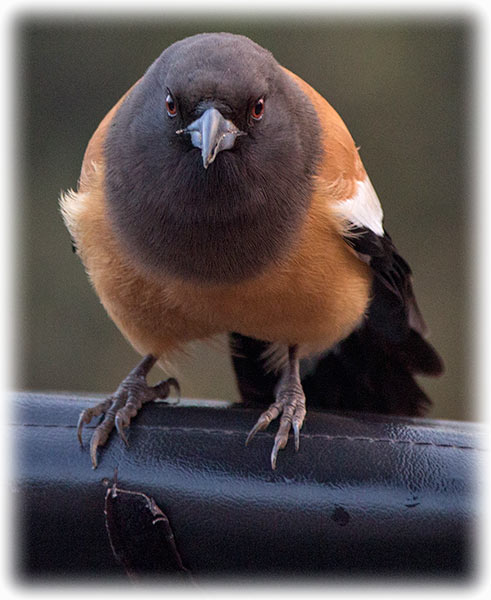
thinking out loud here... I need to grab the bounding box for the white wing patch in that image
[59,187,88,243]
[333,176,384,237]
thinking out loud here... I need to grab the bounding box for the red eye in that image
[251,98,265,120]
[165,93,177,117]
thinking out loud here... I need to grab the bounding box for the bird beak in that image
[176,107,245,169]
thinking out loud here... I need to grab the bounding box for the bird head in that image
[104,33,322,283]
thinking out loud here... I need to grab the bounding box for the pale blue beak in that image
[177,107,245,169]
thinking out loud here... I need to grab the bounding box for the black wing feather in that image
[345,227,428,341]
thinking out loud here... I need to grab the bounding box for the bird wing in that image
[328,170,442,374]
[342,224,428,343]
[309,184,444,415]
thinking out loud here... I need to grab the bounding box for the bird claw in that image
[77,397,113,448]
[247,386,306,469]
[271,433,289,470]
[77,412,88,447]
[245,416,269,446]
[76,356,179,468]
[115,413,130,447]
[292,421,300,452]
[90,428,106,469]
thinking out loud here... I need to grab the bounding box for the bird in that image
[61,32,444,470]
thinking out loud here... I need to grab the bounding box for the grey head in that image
[104,32,322,283]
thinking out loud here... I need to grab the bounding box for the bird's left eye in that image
[251,98,265,120]
[165,93,177,117]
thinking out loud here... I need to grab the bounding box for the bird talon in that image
[271,422,290,469]
[76,356,179,468]
[293,421,300,452]
[77,412,88,447]
[245,346,306,469]
[271,435,287,470]
[245,426,258,446]
[115,414,129,447]
[90,430,104,469]
[245,416,270,446]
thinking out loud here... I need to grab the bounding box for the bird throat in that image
[106,162,314,285]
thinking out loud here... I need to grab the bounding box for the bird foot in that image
[77,355,179,468]
[246,380,306,469]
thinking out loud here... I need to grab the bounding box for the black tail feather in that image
[229,333,279,407]
[229,326,442,417]
[300,325,436,416]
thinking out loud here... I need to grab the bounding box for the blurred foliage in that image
[16,14,473,420]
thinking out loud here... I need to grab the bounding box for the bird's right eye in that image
[165,93,177,117]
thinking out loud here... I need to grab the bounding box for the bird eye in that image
[251,98,265,120]
[165,93,177,117]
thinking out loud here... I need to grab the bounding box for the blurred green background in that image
[16,13,473,420]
